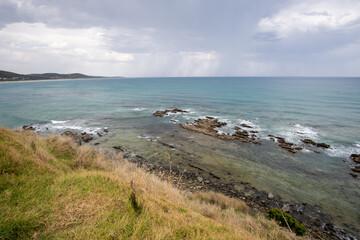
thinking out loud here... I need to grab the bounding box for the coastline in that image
[113,142,358,240]
[0,77,116,83]
[20,122,358,239]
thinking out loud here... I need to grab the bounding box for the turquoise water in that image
[1,77,360,231]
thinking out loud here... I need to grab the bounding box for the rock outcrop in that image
[153,108,189,117]
[301,139,330,148]
[61,131,81,145]
[180,117,261,145]
[81,132,93,143]
[350,154,360,164]
[23,125,35,131]
[268,135,303,153]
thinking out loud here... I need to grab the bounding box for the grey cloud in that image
[0,0,360,76]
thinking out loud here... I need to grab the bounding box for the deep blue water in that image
[1,77,360,231]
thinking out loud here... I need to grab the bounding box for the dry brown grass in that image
[108,157,300,240]
[0,127,302,239]
[190,191,249,212]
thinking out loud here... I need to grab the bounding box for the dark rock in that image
[349,173,358,178]
[180,118,226,137]
[180,117,262,145]
[188,164,204,171]
[351,166,360,173]
[113,145,127,152]
[209,172,220,179]
[350,154,360,164]
[302,139,317,145]
[61,131,81,145]
[302,139,330,149]
[153,108,189,117]
[23,125,35,131]
[97,132,103,137]
[159,141,175,149]
[240,123,253,128]
[316,142,330,148]
[81,132,93,143]
[103,129,109,133]
[94,143,100,146]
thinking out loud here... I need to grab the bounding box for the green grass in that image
[0,127,300,239]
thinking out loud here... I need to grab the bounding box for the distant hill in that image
[0,70,103,81]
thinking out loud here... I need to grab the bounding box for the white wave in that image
[51,120,69,124]
[301,148,312,153]
[237,119,257,128]
[30,120,104,136]
[137,135,154,141]
[132,107,147,111]
[52,125,83,130]
[83,127,102,134]
[276,123,319,144]
[237,118,262,132]
[325,143,360,158]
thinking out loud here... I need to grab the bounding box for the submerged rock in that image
[349,173,358,178]
[153,108,189,117]
[113,145,127,152]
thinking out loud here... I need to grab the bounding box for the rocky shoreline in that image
[112,143,358,240]
[22,113,359,239]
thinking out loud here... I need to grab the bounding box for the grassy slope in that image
[0,127,299,240]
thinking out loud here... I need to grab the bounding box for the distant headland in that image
[0,70,121,82]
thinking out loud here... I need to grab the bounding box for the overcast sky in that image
[1,0,360,77]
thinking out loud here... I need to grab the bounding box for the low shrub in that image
[266,208,306,236]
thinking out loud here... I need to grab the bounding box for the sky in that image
[1,0,360,77]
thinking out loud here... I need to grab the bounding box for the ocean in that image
[1,77,359,233]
